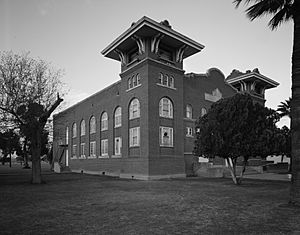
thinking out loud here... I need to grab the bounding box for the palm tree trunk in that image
[290,10,300,205]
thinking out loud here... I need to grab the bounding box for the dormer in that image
[101,16,205,72]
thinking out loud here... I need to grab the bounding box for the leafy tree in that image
[0,51,64,183]
[194,94,280,185]
[234,0,300,205]
[0,130,22,166]
[273,126,291,162]
[277,98,291,118]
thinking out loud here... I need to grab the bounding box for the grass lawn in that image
[0,165,300,235]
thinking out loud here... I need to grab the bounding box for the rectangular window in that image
[160,126,173,147]
[186,127,193,137]
[129,127,140,147]
[114,137,122,155]
[101,139,108,156]
[80,143,85,158]
[89,141,96,158]
[72,144,77,158]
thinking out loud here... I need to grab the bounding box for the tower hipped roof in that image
[101,16,205,62]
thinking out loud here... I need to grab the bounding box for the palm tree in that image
[234,0,300,206]
[277,98,291,118]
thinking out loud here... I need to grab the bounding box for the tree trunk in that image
[237,157,248,185]
[226,158,239,185]
[23,139,30,169]
[290,9,300,206]
[31,127,42,184]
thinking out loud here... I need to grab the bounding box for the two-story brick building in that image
[53,16,279,179]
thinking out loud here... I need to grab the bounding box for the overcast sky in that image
[0,0,292,126]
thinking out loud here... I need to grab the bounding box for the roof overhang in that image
[101,16,205,62]
[226,72,279,89]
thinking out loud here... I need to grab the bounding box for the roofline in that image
[55,80,121,117]
[101,16,205,56]
[226,72,279,87]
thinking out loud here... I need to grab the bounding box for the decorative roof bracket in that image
[131,35,145,54]
[176,45,187,63]
[114,49,126,65]
[151,33,164,54]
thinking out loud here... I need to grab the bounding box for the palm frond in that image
[268,4,293,29]
[246,0,287,20]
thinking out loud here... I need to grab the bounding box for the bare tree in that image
[0,51,65,183]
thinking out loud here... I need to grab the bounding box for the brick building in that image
[53,16,278,179]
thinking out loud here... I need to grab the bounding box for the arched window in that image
[72,123,77,138]
[128,78,132,89]
[114,107,122,128]
[101,112,108,131]
[158,73,163,84]
[201,108,207,117]
[186,104,192,119]
[129,98,140,120]
[80,120,86,136]
[89,116,96,134]
[169,76,174,88]
[159,97,173,118]
[136,74,140,85]
[163,74,168,86]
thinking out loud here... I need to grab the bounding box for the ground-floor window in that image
[160,126,173,147]
[186,127,193,137]
[114,137,122,155]
[80,143,85,158]
[101,139,108,156]
[72,144,77,158]
[89,141,96,158]
[129,127,140,147]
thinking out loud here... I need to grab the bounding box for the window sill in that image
[78,156,86,159]
[129,145,140,148]
[184,118,196,122]
[186,135,194,138]
[126,83,142,92]
[87,155,97,159]
[99,155,109,159]
[114,125,122,128]
[156,83,176,90]
[111,155,122,158]
[160,145,174,148]
[159,115,173,119]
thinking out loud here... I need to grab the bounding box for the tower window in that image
[157,72,175,88]
[159,97,173,118]
[159,126,173,147]
[129,98,140,119]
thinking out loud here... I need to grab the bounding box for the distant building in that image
[53,16,279,179]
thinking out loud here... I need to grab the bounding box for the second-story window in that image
[159,97,173,118]
[101,112,108,131]
[129,98,140,120]
[89,116,96,134]
[186,104,193,119]
[114,107,122,128]
[80,120,86,136]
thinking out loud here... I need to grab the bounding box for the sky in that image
[0,0,293,127]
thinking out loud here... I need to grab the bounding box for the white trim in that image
[126,83,142,92]
[226,72,279,87]
[101,16,204,57]
[156,83,177,90]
